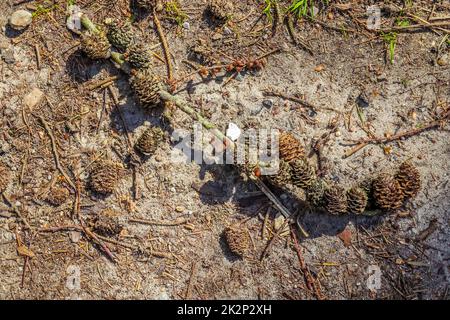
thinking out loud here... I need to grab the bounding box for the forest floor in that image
[0,0,449,299]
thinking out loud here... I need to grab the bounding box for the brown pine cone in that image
[0,163,11,193]
[207,0,233,23]
[267,160,292,188]
[89,160,124,195]
[90,209,122,237]
[323,185,348,215]
[46,186,70,206]
[373,173,404,210]
[130,68,163,109]
[80,30,111,60]
[224,225,250,258]
[395,161,421,199]
[105,18,134,51]
[347,187,368,215]
[278,131,305,163]
[125,42,152,70]
[290,158,316,189]
[305,178,328,208]
[135,127,165,156]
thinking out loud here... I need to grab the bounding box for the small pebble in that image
[182,21,190,30]
[437,53,448,66]
[262,99,274,108]
[2,49,15,64]
[356,91,371,108]
[223,26,233,35]
[69,231,82,243]
[23,88,45,109]
[175,206,185,213]
[9,9,33,30]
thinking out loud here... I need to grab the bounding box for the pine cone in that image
[89,160,123,195]
[373,173,404,210]
[347,187,368,215]
[130,68,163,109]
[135,127,165,156]
[305,178,328,208]
[105,19,134,51]
[125,42,152,70]
[46,186,70,206]
[290,158,316,189]
[396,161,421,199]
[91,209,122,237]
[0,163,11,193]
[80,30,111,60]
[224,226,250,258]
[207,0,233,23]
[278,131,305,163]
[323,185,348,215]
[267,160,292,188]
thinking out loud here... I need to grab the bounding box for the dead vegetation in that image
[0,0,449,300]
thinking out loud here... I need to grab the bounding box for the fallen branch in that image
[153,11,174,84]
[263,89,341,114]
[129,217,189,226]
[345,116,449,146]
[291,228,325,300]
[38,116,76,190]
[83,15,309,238]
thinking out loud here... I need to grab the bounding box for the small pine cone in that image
[278,131,305,163]
[130,68,162,109]
[46,186,70,206]
[224,226,250,258]
[323,185,348,215]
[80,30,111,60]
[267,160,292,188]
[347,187,368,215]
[91,210,122,237]
[125,42,152,70]
[105,19,134,51]
[396,161,421,199]
[290,158,316,189]
[373,174,404,210]
[0,164,11,193]
[305,179,328,208]
[89,160,123,195]
[207,0,233,23]
[135,127,165,156]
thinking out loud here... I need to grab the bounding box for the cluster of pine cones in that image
[79,13,163,110]
[266,132,421,215]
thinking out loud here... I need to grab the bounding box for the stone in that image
[9,9,33,30]
[356,91,371,108]
[262,99,274,108]
[223,26,232,35]
[437,53,448,67]
[23,88,44,109]
[1,49,15,64]
[182,22,190,30]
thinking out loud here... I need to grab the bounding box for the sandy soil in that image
[0,0,449,299]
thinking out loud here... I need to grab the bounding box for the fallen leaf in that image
[17,245,35,258]
[338,228,352,247]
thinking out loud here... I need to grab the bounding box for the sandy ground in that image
[0,0,449,299]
